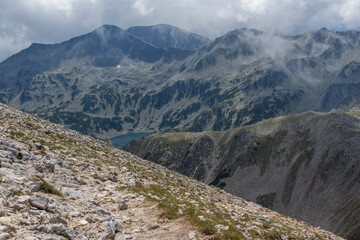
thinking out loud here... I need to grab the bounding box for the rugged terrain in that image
[125,111,360,239]
[0,25,360,137]
[0,103,344,239]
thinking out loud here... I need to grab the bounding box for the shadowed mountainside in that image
[124,111,360,239]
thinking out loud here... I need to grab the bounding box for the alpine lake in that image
[111,132,153,147]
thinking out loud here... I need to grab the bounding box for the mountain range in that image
[0,24,359,137]
[0,23,360,239]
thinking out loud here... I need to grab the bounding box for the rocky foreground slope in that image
[0,104,343,239]
[125,111,360,239]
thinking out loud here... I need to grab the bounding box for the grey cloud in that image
[0,0,359,62]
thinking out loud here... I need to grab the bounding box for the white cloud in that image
[339,0,360,28]
[240,0,269,14]
[0,0,360,62]
[133,0,154,16]
[0,21,31,59]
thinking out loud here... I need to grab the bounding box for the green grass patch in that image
[37,177,63,197]
[9,189,22,196]
[119,182,247,239]
[262,222,271,229]
[60,231,70,240]
[10,130,26,138]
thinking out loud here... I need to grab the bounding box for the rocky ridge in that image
[0,103,343,239]
[127,24,211,49]
[1,26,360,138]
[124,111,360,239]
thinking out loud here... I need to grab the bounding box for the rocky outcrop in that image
[0,104,343,239]
[125,111,360,239]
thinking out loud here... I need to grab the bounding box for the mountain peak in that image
[315,27,332,33]
[96,24,123,31]
[234,28,265,35]
[127,24,211,49]
[147,23,182,30]
[291,27,334,42]
[92,24,127,38]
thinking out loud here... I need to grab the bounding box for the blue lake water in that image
[111,132,153,147]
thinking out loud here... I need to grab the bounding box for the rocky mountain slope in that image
[124,111,360,239]
[0,104,344,239]
[0,26,360,138]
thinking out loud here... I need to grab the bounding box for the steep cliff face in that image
[124,111,360,239]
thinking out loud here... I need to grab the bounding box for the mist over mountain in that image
[127,24,211,49]
[0,25,360,138]
[0,25,191,101]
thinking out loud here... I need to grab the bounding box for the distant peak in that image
[126,24,210,49]
[223,28,265,39]
[29,43,44,47]
[128,24,179,30]
[151,23,178,28]
[97,24,122,30]
[290,27,334,40]
[230,28,265,35]
[127,24,206,37]
[91,24,127,39]
[312,27,333,34]
[319,27,331,32]
[93,24,125,35]
[150,24,194,33]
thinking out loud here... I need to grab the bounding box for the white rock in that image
[0,233,10,240]
[188,232,197,239]
[71,211,83,217]
[79,219,89,225]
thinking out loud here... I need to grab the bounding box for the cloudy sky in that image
[1,0,360,62]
